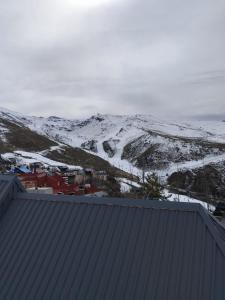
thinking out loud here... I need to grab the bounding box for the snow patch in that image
[2,150,82,170]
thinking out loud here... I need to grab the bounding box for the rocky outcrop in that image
[103,139,119,158]
[81,140,98,153]
[122,132,225,170]
[168,162,225,201]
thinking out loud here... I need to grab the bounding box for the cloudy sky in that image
[0,0,225,119]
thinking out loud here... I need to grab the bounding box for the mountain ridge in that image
[2,107,225,201]
[1,107,225,172]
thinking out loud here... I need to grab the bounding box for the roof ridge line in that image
[15,191,205,214]
[16,196,200,213]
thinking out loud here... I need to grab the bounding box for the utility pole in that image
[142,167,145,184]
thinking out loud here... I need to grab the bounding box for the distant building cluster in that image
[0,153,108,196]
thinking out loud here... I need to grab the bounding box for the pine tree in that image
[141,173,165,200]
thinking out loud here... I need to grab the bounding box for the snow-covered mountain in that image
[1,106,225,175]
[2,106,225,200]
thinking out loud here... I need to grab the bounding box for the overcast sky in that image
[0,0,225,119]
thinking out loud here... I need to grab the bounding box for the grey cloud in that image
[191,114,225,121]
[0,0,224,119]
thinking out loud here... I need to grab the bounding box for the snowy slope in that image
[166,191,215,211]
[1,150,82,170]
[29,114,225,175]
[1,107,225,175]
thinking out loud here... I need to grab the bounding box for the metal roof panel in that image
[0,176,225,300]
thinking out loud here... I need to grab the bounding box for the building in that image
[0,175,225,299]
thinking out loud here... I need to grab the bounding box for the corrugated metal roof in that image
[0,175,25,218]
[0,177,225,300]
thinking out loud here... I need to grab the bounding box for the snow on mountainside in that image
[1,107,225,175]
[2,107,225,201]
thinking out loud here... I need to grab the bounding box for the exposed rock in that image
[81,140,98,153]
[168,162,225,202]
[103,139,119,158]
[122,132,225,170]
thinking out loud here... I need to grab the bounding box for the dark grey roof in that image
[0,176,225,300]
[0,175,25,218]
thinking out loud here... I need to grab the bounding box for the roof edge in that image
[198,206,225,257]
[15,192,203,212]
[0,175,25,220]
